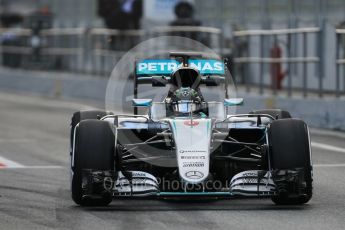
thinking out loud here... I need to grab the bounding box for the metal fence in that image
[41,28,86,71]
[0,28,32,68]
[90,28,144,75]
[335,29,345,98]
[0,26,223,76]
[90,26,222,76]
[1,26,345,98]
[233,27,321,97]
[0,27,86,71]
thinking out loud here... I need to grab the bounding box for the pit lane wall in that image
[1,67,345,131]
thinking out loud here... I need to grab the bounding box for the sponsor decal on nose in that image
[184,120,199,126]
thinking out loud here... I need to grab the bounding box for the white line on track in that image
[0,138,36,143]
[0,156,63,169]
[0,166,63,169]
[0,156,24,168]
[311,142,345,153]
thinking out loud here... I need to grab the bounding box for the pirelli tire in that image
[71,120,115,206]
[70,110,113,152]
[250,109,291,119]
[268,119,313,205]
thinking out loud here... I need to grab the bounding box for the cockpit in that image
[166,67,208,116]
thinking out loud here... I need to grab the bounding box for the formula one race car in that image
[70,52,313,206]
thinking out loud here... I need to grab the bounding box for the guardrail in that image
[0,27,86,70]
[0,26,223,75]
[1,26,344,98]
[233,27,321,97]
[89,26,223,75]
[335,29,345,98]
[42,28,86,72]
[90,28,145,75]
[151,26,222,53]
[0,28,31,68]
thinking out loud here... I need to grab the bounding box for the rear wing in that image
[136,59,225,76]
[133,53,229,114]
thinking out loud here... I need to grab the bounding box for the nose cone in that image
[168,118,212,183]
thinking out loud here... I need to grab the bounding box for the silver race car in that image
[70,52,313,206]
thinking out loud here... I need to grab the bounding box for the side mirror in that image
[224,98,244,106]
[132,99,152,107]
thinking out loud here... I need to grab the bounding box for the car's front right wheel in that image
[268,119,313,205]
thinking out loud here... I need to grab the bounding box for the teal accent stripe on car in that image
[224,98,244,106]
[134,102,151,106]
[172,120,177,132]
[207,120,211,134]
[158,192,232,196]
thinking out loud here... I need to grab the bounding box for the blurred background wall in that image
[1,0,345,97]
[1,0,345,129]
[1,0,345,29]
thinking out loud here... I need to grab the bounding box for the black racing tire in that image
[71,120,114,206]
[269,119,313,205]
[70,110,113,153]
[250,109,291,119]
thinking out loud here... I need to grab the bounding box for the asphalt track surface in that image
[0,92,345,230]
